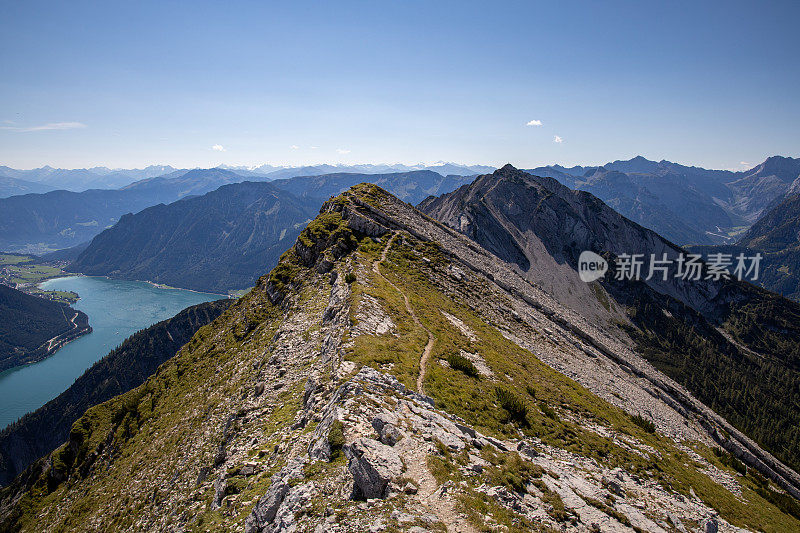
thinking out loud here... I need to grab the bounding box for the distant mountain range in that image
[220,162,493,180]
[270,170,473,204]
[4,154,797,284]
[529,155,800,245]
[67,170,475,292]
[0,176,55,198]
[0,162,492,197]
[0,165,482,253]
[0,168,249,253]
[67,182,319,293]
[0,165,180,194]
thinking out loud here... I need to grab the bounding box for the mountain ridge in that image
[67,181,319,293]
[66,171,476,292]
[0,169,256,253]
[2,183,800,532]
[0,162,493,195]
[528,155,800,245]
[0,176,55,199]
[420,165,800,478]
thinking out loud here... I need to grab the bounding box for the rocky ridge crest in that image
[1,184,798,532]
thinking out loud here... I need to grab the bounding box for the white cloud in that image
[526,119,543,126]
[553,135,563,143]
[0,121,87,132]
[212,144,226,152]
[310,146,318,150]
[740,161,751,166]
[336,149,351,154]
[291,145,300,150]
[27,122,86,131]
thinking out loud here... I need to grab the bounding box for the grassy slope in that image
[345,230,800,532]
[2,200,799,532]
[1,285,284,531]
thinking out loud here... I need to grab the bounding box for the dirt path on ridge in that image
[372,232,435,394]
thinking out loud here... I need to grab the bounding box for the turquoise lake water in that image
[0,276,224,429]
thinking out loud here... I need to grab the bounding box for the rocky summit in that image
[2,182,800,532]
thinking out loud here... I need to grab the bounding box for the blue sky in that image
[1,0,798,170]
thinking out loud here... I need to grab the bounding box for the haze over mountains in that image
[0,168,249,253]
[269,170,473,204]
[0,165,179,193]
[222,162,493,181]
[4,155,797,257]
[529,155,800,246]
[68,171,476,292]
[0,164,485,254]
[68,182,319,293]
[0,162,491,198]
[0,176,55,198]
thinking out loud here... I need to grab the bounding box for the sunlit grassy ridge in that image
[1,274,299,531]
[345,228,800,532]
[3,186,800,532]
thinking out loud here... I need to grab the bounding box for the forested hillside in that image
[0,285,89,372]
[68,182,318,293]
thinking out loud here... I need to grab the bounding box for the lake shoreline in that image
[51,273,231,298]
[0,276,224,429]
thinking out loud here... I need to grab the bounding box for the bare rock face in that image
[244,481,287,533]
[345,438,404,499]
[244,458,306,533]
[419,164,734,320]
[321,198,392,239]
[371,415,403,446]
[270,482,317,532]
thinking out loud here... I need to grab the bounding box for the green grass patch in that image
[328,420,345,459]
[484,450,543,493]
[630,414,655,434]
[495,386,528,424]
[356,229,800,533]
[0,253,34,265]
[446,352,479,378]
